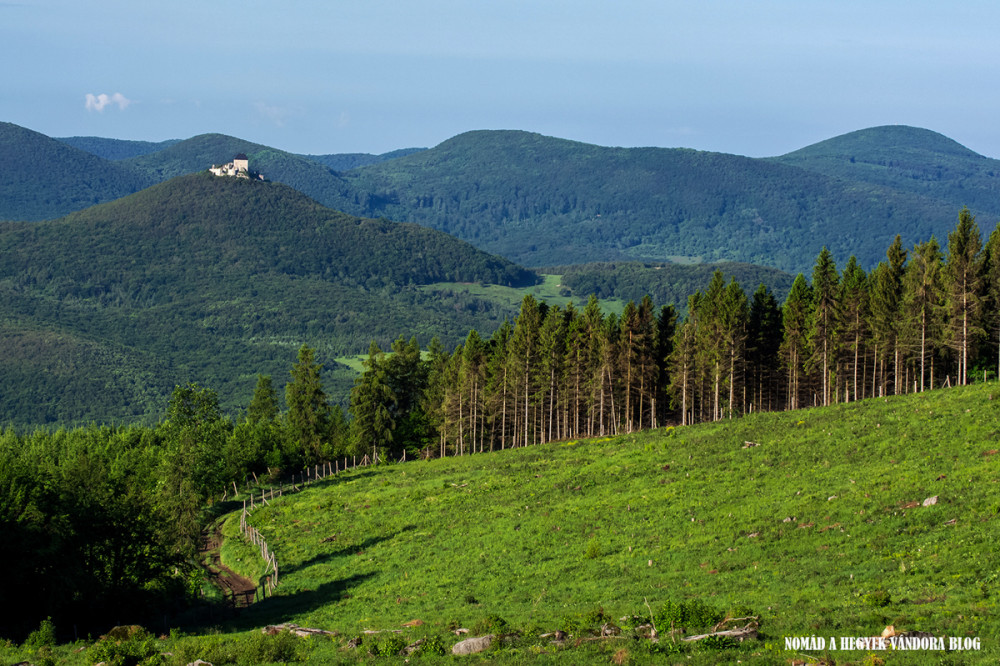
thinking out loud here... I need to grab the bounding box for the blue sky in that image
[4,0,1000,157]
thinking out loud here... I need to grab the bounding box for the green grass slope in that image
[221,383,999,663]
[0,122,154,221]
[773,125,1000,216]
[0,173,536,424]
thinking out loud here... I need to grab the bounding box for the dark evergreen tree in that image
[808,247,840,406]
[285,344,332,464]
[982,222,1000,380]
[349,341,397,460]
[838,256,869,401]
[747,283,782,412]
[902,238,944,391]
[944,207,983,385]
[781,274,813,410]
[246,374,279,424]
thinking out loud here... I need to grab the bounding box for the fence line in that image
[233,453,376,599]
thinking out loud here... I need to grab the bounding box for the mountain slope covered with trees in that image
[56,135,182,160]
[319,129,990,272]
[0,122,155,221]
[7,122,1000,277]
[773,125,1000,214]
[0,173,536,424]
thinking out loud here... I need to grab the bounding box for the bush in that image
[654,599,724,631]
[88,625,161,666]
[24,617,57,649]
[419,634,448,656]
[864,590,892,608]
[370,633,408,657]
[473,613,510,636]
[561,606,611,635]
[238,630,304,664]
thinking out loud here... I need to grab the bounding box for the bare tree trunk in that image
[500,365,508,450]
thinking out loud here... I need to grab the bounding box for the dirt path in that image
[199,523,257,608]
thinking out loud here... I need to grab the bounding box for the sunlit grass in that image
[213,382,1000,663]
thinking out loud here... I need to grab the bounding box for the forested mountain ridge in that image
[7,121,1000,274]
[318,129,982,272]
[0,173,536,424]
[56,135,182,160]
[300,147,427,171]
[0,122,155,221]
[773,125,1000,214]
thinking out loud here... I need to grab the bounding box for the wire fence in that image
[230,453,379,600]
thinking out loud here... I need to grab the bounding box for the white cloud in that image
[85,92,132,112]
[254,101,293,127]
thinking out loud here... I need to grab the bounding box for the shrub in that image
[561,606,611,635]
[654,598,724,631]
[88,625,161,666]
[24,617,57,650]
[473,613,510,636]
[585,538,602,559]
[371,633,408,657]
[864,590,892,608]
[419,634,448,656]
[238,630,304,664]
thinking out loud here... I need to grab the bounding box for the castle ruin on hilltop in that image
[209,153,264,179]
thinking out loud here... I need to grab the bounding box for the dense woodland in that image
[320,128,994,272]
[553,261,794,311]
[0,353,347,640]
[349,207,1000,458]
[0,123,154,221]
[0,174,536,424]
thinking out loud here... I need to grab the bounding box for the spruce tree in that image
[349,341,396,460]
[781,274,813,410]
[286,344,332,464]
[944,208,983,385]
[838,257,869,401]
[983,222,1000,380]
[246,374,279,424]
[902,238,943,391]
[808,248,840,406]
[747,284,782,412]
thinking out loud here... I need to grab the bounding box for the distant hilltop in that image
[208,153,264,180]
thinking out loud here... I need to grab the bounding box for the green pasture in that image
[6,383,998,664]
[417,273,627,315]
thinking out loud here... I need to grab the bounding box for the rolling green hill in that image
[0,122,155,221]
[773,125,1000,215]
[56,135,182,160]
[0,173,536,425]
[7,122,1000,275]
[318,129,978,273]
[301,147,426,171]
[215,384,1000,662]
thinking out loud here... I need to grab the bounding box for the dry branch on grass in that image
[681,620,759,643]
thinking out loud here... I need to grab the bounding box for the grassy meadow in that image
[417,273,628,314]
[5,382,998,664]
